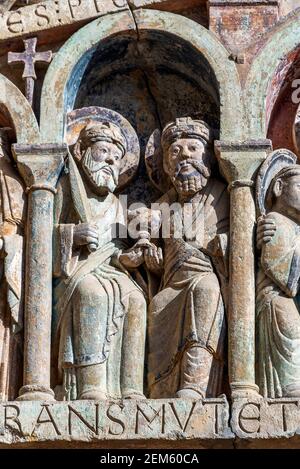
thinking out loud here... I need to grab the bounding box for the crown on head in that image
[161,117,212,150]
[79,121,127,155]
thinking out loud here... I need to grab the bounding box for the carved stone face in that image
[273,174,300,223]
[164,138,211,198]
[81,140,123,195]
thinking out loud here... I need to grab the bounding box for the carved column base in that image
[17,385,55,402]
[231,382,260,399]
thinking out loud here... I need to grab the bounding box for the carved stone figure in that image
[52,110,147,401]
[144,117,229,399]
[0,129,25,401]
[256,149,300,398]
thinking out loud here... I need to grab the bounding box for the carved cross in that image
[8,37,52,107]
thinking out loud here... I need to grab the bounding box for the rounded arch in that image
[0,73,40,144]
[245,7,300,140]
[40,9,243,144]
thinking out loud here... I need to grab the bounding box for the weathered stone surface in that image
[232,397,300,439]
[3,0,300,451]
[0,0,129,41]
[53,108,147,402]
[0,397,233,446]
[0,129,25,402]
[8,37,52,107]
[215,139,272,399]
[256,149,300,399]
[144,118,229,400]
[209,0,279,53]
[13,144,66,402]
[129,0,203,10]
[0,0,204,43]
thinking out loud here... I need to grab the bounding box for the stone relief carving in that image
[52,108,147,401]
[50,113,230,402]
[142,117,230,399]
[0,128,25,401]
[4,105,300,408]
[256,149,300,398]
[0,0,40,13]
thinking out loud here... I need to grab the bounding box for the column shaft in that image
[13,144,66,401]
[215,139,272,398]
[229,184,258,396]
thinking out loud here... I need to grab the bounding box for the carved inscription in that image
[238,403,261,434]
[0,399,231,443]
[0,0,128,40]
[233,399,300,438]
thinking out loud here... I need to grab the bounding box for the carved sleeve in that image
[261,213,300,298]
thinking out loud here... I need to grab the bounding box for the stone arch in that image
[245,7,300,141]
[40,9,243,144]
[0,73,40,144]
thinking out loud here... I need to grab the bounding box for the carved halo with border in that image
[66,106,140,192]
[256,148,298,217]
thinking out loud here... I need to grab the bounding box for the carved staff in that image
[68,151,98,252]
[8,37,52,107]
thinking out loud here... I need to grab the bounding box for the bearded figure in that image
[145,117,229,399]
[53,116,147,401]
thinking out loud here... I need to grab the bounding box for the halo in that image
[145,129,172,194]
[256,148,297,217]
[66,106,140,191]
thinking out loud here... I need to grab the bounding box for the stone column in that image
[12,144,66,401]
[215,139,272,398]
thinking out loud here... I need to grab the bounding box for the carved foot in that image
[175,388,204,400]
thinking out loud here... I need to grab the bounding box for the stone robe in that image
[53,174,146,400]
[148,178,229,398]
[0,155,25,401]
[257,211,300,398]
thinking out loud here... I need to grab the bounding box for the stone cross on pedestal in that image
[8,37,52,107]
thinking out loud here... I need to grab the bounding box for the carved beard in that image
[171,159,211,197]
[81,147,119,194]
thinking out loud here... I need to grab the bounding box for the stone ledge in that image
[209,0,279,5]
[0,0,205,44]
[128,0,203,10]
[0,398,232,447]
[2,397,300,448]
[0,0,129,42]
[232,397,300,439]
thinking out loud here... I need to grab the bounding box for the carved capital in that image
[12,144,66,191]
[214,139,272,185]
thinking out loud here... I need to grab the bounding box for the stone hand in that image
[119,245,145,269]
[256,216,277,250]
[144,245,163,275]
[73,223,99,249]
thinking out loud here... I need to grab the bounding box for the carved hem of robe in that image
[148,263,226,398]
[53,241,143,400]
[257,294,300,398]
[257,211,300,398]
